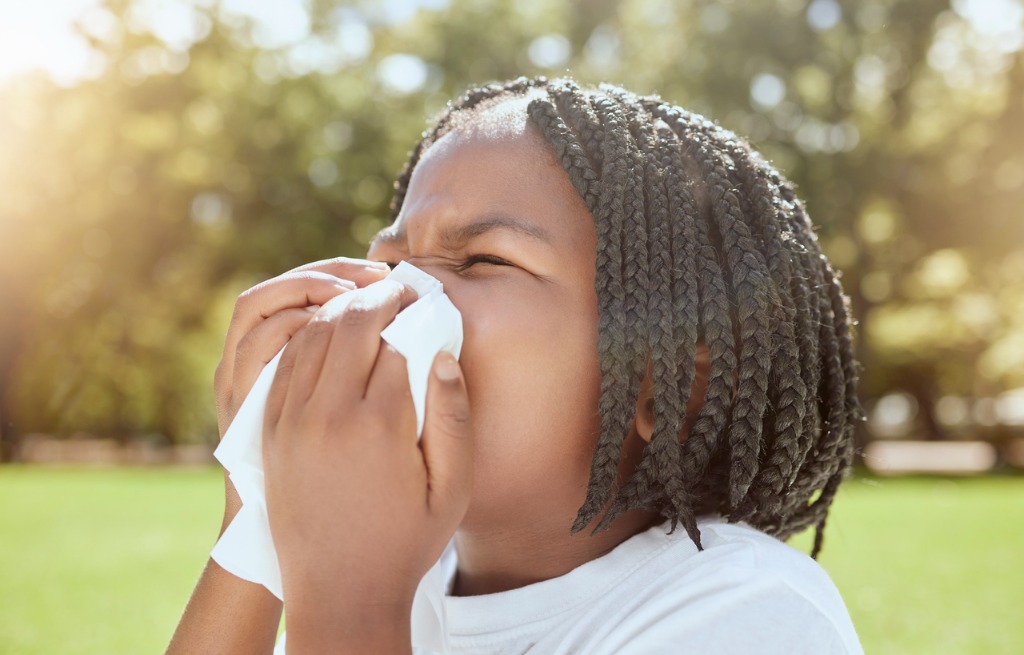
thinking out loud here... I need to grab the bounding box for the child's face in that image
[368,101,612,532]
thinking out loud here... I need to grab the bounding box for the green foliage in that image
[1,0,1023,446]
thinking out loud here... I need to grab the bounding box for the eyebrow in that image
[372,213,553,251]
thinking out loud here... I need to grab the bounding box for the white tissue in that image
[211,262,463,605]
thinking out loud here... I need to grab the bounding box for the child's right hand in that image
[213,257,392,438]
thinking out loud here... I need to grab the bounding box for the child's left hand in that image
[261,279,473,649]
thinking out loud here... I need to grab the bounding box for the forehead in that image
[385,97,594,250]
[439,94,536,143]
[414,97,555,201]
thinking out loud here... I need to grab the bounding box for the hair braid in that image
[607,94,651,393]
[654,124,701,465]
[776,186,825,490]
[647,108,738,515]
[657,126,706,548]
[598,99,700,546]
[701,129,809,524]
[548,80,605,175]
[643,122,702,545]
[525,98,600,206]
[684,135,773,508]
[569,95,643,533]
[803,262,861,551]
[778,238,821,489]
[782,265,849,547]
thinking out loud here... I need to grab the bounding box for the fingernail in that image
[335,280,357,289]
[305,305,320,313]
[435,352,460,381]
[366,261,391,270]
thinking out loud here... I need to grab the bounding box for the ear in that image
[635,343,711,443]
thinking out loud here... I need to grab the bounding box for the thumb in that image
[421,351,473,516]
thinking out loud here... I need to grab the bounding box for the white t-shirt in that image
[278,517,862,654]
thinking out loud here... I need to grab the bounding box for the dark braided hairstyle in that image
[387,77,862,557]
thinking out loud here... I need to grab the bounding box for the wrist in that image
[285,598,412,654]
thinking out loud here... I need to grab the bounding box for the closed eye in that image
[376,255,512,272]
[455,254,512,272]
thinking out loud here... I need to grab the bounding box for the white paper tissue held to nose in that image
[211,262,463,622]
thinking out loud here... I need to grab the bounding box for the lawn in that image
[0,467,1021,654]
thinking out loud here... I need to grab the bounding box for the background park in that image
[1,0,1022,652]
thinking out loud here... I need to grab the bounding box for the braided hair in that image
[387,77,861,557]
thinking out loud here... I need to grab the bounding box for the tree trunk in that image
[0,313,24,462]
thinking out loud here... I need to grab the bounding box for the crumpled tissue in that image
[211,262,462,651]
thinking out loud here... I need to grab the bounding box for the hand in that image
[262,279,473,649]
[213,257,391,526]
[214,257,392,436]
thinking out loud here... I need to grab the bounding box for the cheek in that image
[457,280,599,398]
[451,280,602,498]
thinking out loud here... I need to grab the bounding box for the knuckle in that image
[301,317,336,340]
[332,256,383,273]
[450,410,472,427]
[296,411,326,435]
[233,287,257,316]
[294,256,379,277]
[234,330,256,360]
[290,270,344,288]
[329,256,360,268]
[360,400,405,428]
[275,360,296,379]
[440,406,471,429]
[287,270,325,282]
[363,412,395,433]
[337,301,377,327]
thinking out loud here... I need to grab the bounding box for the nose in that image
[401,257,469,328]
[399,259,473,369]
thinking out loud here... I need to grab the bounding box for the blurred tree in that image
[0,0,1022,455]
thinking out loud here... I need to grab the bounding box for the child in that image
[168,77,862,654]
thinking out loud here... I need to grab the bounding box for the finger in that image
[420,352,473,515]
[231,306,320,410]
[224,271,357,368]
[226,262,390,371]
[264,343,296,439]
[287,256,392,283]
[264,315,334,431]
[311,280,418,401]
[361,343,416,438]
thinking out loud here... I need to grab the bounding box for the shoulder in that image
[598,519,863,655]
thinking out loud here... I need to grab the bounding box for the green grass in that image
[790,475,1024,654]
[0,467,223,655]
[1,468,1021,654]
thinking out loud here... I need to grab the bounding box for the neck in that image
[450,508,662,597]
